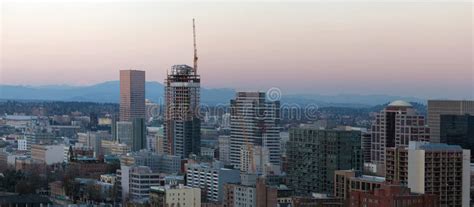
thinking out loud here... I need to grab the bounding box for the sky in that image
[0,0,472,99]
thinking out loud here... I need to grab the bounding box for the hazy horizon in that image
[1,1,473,99]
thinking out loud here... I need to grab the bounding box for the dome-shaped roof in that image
[388,100,412,107]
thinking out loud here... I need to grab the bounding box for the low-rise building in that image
[150,185,201,207]
[350,184,438,207]
[186,162,240,202]
[120,150,181,174]
[334,170,385,203]
[117,165,161,201]
[31,144,65,165]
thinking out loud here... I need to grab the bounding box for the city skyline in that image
[1,1,472,99]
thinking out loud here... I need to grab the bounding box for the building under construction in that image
[163,19,201,158]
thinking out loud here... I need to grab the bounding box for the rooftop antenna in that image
[193,18,198,74]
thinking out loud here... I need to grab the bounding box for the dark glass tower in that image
[287,128,362,195]
[440,114,474,161]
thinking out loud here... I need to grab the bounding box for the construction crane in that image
[193,18,198,73]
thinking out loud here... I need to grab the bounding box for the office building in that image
[150,185,201,207]
[224,183,257,207]
[221,113,231,129]
[117,165,161,201]
[230,92,281,169]
[17,139,27,151]
[223,175,277,207]
[31,144,65,165]
[132,118,146,151]
[218,135,231,164]
[287,128,362,195]
[77,131,109,157]
[164,65,201,158]
[120,150,181,174]
[256,177,278,207]
[116,121,133,146]
[440,114,474,161]
[119,70,145,122]
[101,140,131,155]
[361,131,371,163]
[64,145,94,163]
[24,132,55,153]
[333,170,384,203]
[186,162,240,202]
[370,100,429,171]
[407,142,470,207]
[427,100,474,143]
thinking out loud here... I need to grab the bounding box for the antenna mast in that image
[193,18,198,73]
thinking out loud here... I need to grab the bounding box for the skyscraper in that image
[229,92,281,169]
[370,100,429,172]
[119,70,145,122]
[427,100,474,143]
[164,65,201,158]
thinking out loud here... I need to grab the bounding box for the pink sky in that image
[1,1,472,99]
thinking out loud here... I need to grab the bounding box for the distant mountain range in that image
[0,81,425,107]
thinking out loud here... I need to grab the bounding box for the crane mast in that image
[193,18,198,74]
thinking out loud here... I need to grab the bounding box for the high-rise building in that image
[407,142,470,207]
[370,100,429,171]
[427,100,474,143]
[164,65,201,158]
[119,70,145,122]
[229,92,281,169]
[287,128,362,195]
[385,146,408,185]
[440,114,474,161]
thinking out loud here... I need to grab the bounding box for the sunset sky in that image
[1,0,472,99]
